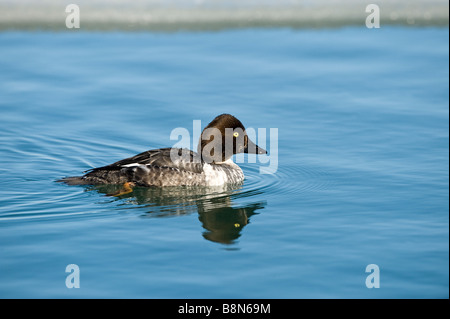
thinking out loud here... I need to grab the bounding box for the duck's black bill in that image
[244,139,267,155]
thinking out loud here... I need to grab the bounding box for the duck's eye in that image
[233,132,239,138]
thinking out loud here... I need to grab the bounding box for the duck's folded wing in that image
[86,147,203,174]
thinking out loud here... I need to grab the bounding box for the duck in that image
[58,114,266,195]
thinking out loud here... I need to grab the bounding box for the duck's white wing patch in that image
[121,163,141,168]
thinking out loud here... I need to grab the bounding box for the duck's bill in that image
[244,139,267,154]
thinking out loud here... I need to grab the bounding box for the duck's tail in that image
[56,176,90,185]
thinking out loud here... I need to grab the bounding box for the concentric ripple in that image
[238,161,334,201]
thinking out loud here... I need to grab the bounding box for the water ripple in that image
[0,128,332,222]
[240,161,333,200]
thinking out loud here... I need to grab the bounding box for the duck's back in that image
[60,146,246,187]
[60,148,206,187]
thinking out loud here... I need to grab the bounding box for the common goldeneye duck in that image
[59,114,266,194]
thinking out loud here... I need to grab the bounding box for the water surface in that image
[0,27,448,298]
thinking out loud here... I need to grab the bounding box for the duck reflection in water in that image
[90,183,266,245]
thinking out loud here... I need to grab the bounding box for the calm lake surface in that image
[0,27,448,298]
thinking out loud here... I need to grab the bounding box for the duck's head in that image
[198,114,267,164]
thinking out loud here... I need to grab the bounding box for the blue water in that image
[0,27,448,298]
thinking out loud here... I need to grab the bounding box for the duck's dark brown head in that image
[198,114,267,163]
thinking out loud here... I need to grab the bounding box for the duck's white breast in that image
[202,159,244,186]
